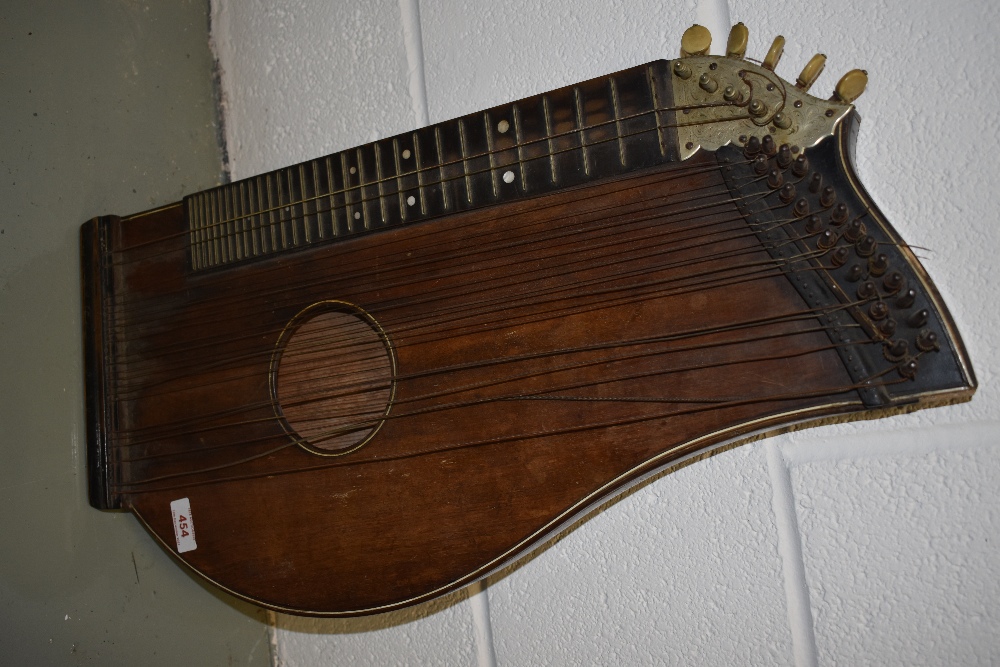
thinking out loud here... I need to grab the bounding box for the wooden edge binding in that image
[81,215,123,510]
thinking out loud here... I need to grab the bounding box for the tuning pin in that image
[680,24,712,57]
[833,69,869,103]
[762,36,785,71]
[796,54,827,91]
[727,23,749,58]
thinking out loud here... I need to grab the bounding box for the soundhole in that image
[271,301,395,456]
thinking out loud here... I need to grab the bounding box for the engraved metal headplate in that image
[670,56,852,160]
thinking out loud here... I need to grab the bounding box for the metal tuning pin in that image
[833,69,869,103]
[727,23,749,58]
[762,36,785,71]
[796,54,827,91]
[680,24,712,57]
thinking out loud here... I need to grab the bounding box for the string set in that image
[98,91,897,495]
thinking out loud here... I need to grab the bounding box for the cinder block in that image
[419,0,700,122]
[272,589,478,666]
[487,444,795,666]
[213,0,415,179]
[785,425,1000,666]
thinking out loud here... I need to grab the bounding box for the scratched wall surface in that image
[209,0,1000,665]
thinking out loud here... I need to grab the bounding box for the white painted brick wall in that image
[210,1,1000,664]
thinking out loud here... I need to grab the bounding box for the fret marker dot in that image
[354,212,361,219]
[349,166,357,174]
[407,195,416,206]
[401,149,411,159]
[497,120,510,134]
[503,170,515,184]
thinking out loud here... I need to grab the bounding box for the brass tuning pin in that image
[833,69,869,103]
[726,23,749,58]
[796,53,827,91]
[762,36,785,71]
[680,24,712,57]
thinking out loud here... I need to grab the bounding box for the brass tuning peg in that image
[796,53,827,91]
[680,24,712,57]
[762,36,785,71]
[726,23,749,58]
[833,69,868,103]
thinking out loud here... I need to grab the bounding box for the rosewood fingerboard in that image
[185,62,678,270]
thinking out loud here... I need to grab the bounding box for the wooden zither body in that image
[82,35,975,616]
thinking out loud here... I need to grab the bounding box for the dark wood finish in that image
[82,60,975,616]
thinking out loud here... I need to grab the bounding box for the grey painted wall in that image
[0,2,270,664]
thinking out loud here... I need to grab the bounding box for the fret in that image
[514,98,552,193]
[433,126,451,211]
[205,190,217,264]
[573,87,591,176]
[228,183,242,260]
[225,187,237,261]
[235,182,248,260]
[356,147,373,229]
[436,123,467,209]
[278,170,292,247]
[235,182,247,258]
[391,138,405,221]
[206,193,217,267]
[223,185,235,261]
[218,188,233,262]
[457,118,473,204]
[218,188,230,262]
[576,77,618,179]
[312,158,329,239]
[546,88,586,187]
[413,127,446,217]
[341,153,358,233]
[541,95,557,183]
[287,168,299,246]
[207,190,219,264]
[392,139,410,222]
[462,113,494,204]
[298,162,313,244]
[372,142,389,226]
[212,189,226,264]
[265,172,281,252]
[413,134,427,215]
[190,196,201,269]
[323,155,342,236]
[646,63,668,159]
[246,179,260,257]
[484,112,499,198]
[201,195,211,268]
[188,196,201,269]
[609,77,626,166]
[362,144,383,228]
[397,133,421,218]
[257,175,272,254]
[488,107,520,198]
[512,104,527,190]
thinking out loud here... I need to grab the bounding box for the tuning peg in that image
[762,36,785,71]
[680,24,712,57]
[726,23,749,58]
[833,69,869,103]
[796,53,827,91]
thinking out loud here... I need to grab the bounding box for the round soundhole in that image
[272,301,395,456]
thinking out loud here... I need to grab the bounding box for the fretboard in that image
[185,61,677,271]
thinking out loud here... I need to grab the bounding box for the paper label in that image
[170,497,198,553]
